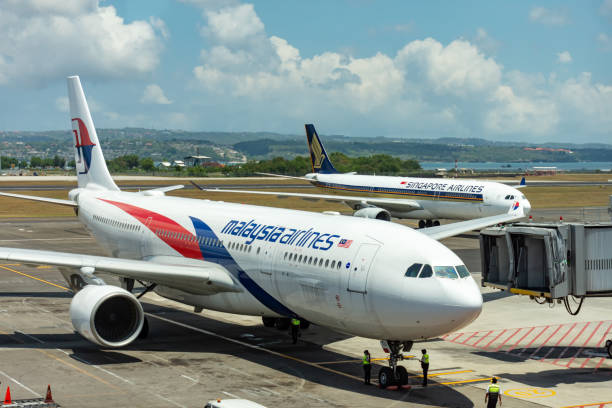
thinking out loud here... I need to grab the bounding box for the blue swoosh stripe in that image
[189,216,296,318]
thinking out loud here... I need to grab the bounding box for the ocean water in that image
[420,161,612,171]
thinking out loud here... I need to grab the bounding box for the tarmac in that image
[0,211,610,407]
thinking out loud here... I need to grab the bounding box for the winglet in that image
[305,124,338,174]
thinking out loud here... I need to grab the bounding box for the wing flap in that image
[0,247,240,295]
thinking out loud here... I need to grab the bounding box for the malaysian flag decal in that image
[338,239,353,248]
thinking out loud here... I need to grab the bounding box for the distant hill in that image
[1,128,612,163]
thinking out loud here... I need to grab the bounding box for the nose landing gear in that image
[378,340,412,388]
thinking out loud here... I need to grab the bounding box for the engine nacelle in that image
[70,285,144,348]
[353,207,391,221]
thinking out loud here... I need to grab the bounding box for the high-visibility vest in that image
[422,354,429,364]
[291,318,300,326]
[363,354,370,365]
[488,384,500,394]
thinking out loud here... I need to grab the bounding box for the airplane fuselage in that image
[306,173,531,220]
[74,188,482,341]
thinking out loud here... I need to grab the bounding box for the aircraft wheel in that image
[262,317,276,328]
[275,318,290,330]
[396,366,408,385]
[606,340,612,358]
[425,220,433,228]
[378,367,394,388]
[300,320,311,330]
[433,220,440,227]
[418,220,426,229]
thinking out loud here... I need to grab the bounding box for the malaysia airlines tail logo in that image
[72,118,96,174]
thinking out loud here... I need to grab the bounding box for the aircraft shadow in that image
[493,368,612,387]
[0,291,72,298]
[0,301,477,406]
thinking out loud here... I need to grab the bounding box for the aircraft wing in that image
[0,191,77,207]
[255,172,314,182]
[0,247,240,295]
[421,207,526,241]
[191,182,422,212]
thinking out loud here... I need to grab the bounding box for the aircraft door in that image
[347,243,380,293]
[140,216,153,258]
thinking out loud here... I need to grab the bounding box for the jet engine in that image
[70,284,144,348]
[353,207,391,221]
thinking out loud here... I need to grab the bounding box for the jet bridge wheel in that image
[606,340,612,358]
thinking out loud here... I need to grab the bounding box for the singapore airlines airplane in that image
[0,77,525,388]
[199,124,530,228]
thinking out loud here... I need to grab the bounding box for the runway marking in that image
[0,264,21,266]
[0,265,70,291]
[540,322,577,361]
[180,374,197,383]
[518,325,549,356]
[472,330,493,347]
[561,401,612,408]
[506,326,535,353]
[222,391,241,399]
[0,369,41,397]
[505,387,555,398]
[437,377,493,386]
[568,321,603,367]
[409,369,473,378]
[553,321,590,365]
[494,328,521,352]
[483,329,507,349]
[35,265,52,269]
[155,393,187,408]
[0,237,93,242]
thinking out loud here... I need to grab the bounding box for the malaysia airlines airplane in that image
[0,76,525,388]
[199,124,530,228]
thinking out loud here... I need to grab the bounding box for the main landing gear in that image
[378,340,412,388]
[418,220,440,229]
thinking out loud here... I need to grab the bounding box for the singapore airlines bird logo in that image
[310,133,325,169]
[72,118,96,175]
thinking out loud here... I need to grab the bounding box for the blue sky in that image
[0,0,611,143]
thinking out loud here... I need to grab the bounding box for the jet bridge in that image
[480,221,612,357]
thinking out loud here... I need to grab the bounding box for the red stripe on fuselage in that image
[99,198,203,260]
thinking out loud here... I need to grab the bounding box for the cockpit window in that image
[405,263,422,277]
[418,264,433,278]
[455,265,471,278]
[504,195,515,200]
[520,194,526,200]
[434,266,458,279]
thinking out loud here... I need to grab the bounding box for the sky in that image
[0,0,611,143]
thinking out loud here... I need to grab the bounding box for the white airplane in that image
[199,124,530,228]
[0,77,525,388]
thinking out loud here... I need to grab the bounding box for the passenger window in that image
[325,259,329,267]
[434,266,459,279]
[405,263,423,277]
[298,255,302,262]
[337,261,341,269]
[455,265,470,278]
[319,258,323,267]
[308,257,312,265]
[331,261,336,268]
[418,265,433,278]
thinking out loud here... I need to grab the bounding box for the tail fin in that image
[67,76,118,191]
[304,124,338,174]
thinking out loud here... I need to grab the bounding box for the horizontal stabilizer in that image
[0,191,77,207]
[140,185,184,194]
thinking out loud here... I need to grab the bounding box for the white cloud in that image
[601,0,612,16]
[0,1,165,86]
[55,96,69,112]
[141,84,172,105]
[557,51,572,63]
[474,28,500,54]
[186,1,612,141]
[529,7,569,26]
[598,33,612,51]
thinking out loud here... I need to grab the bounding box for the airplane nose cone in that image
[522,199,532,215]
[440,277,483,329]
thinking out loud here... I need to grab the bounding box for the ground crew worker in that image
[420,349,429,387]
[290,318,301,344]
[485,377,502,407]
[362,350,371,385]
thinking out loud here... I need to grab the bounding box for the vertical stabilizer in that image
[67,76,118,190]
[304,124,338,174]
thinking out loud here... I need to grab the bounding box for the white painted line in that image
[71,355,135,385]
[0,370,41,397]
[181,374,197,383]
[155,393,187,408]
[222,391,241,399]
[261,386,281,396]
[0,237,93,242]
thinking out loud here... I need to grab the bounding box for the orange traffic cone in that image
[44,384,54,403]
[4,385,12,404]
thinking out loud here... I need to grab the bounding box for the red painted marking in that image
[540,322,577,361]
[472,330,493,347]
[507,326,535,353]
[581,321,612,369]
[451,332,464,342]
[553,322,590,365]
[594,357,606,370]
[519,325,550,356]
[494,328,522,352]
[461,331,479,345]
[71,117,96,147]
[567,321,602,368]
[99,198,203,261]
[483,329,508,350]
[529,325,562,359]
